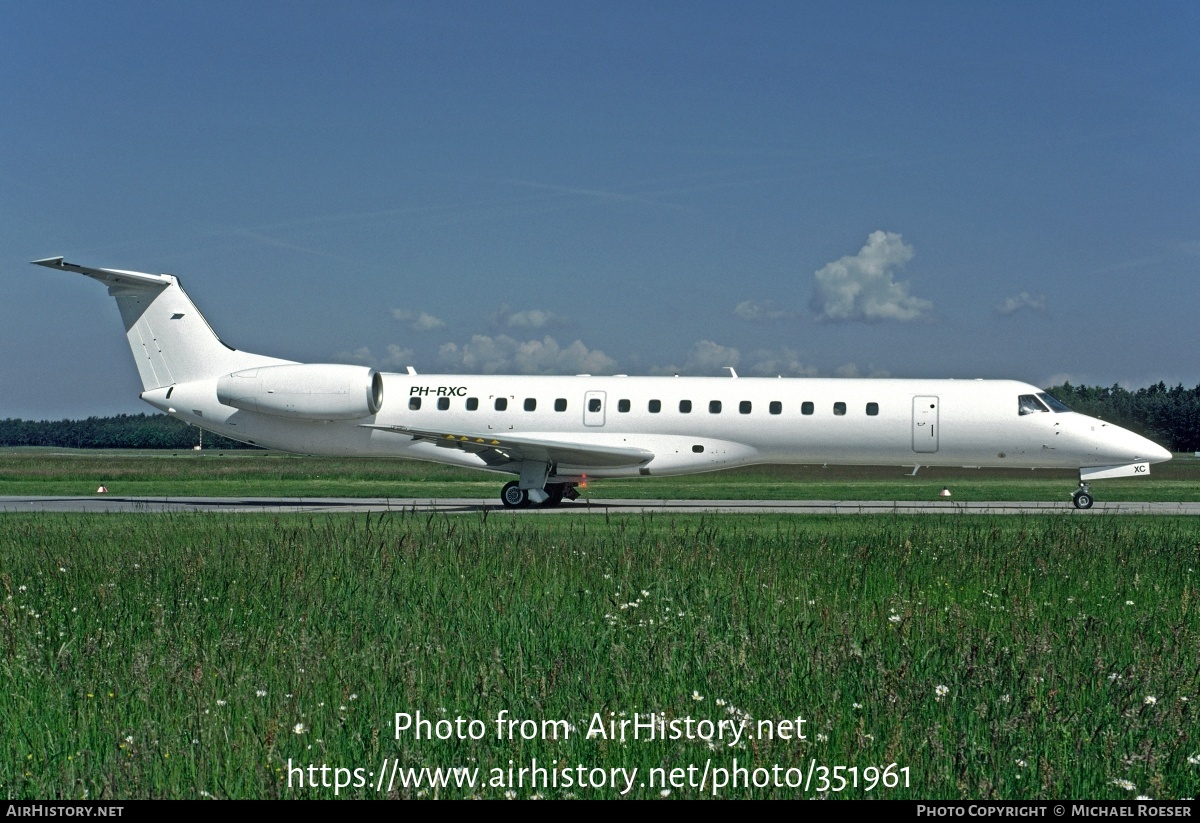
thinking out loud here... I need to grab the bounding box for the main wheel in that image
[1072,490,1094,509]
[540,483,567,507]
[501,481,530,509]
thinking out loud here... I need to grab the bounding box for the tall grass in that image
[2,449,1199,501]
[1,513,1196,798]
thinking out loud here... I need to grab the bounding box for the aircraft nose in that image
[1145,439,1172,464]
[1084,419,1172,465]
[1121,428,1171,464]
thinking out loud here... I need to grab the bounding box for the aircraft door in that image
[912,395,939,453]
[583,391,606,427]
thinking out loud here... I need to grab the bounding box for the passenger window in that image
[588,398,602,413]
[801,401,814,415]
[409,397,422,411]
[649,399,661,413]
[739,401,752,414]
[834,402,846,416]
[437,397,450,411]
[692,444,704,453]
[1018,395,1047,415]
[866,402,879,416]
[709,400,722,414]
[679,400,692,413]
[524,398,536,412]
[495,397,508,411]
[769,401,782,415]
[617,399,630,413]
[554,398,567,412]
[466,397,479,411]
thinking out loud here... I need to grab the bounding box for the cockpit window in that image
[1037,392,1072,413]
[1018,394,1049,415]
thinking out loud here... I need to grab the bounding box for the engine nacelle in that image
[216,364,384,420]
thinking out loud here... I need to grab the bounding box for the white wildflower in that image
[293,723,306,734]
[1144,695,1157,705]
[1110,778,1136,791]
[692,690,704,701]
[935,684,950,701]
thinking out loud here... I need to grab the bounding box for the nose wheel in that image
[1072,484,1094,509]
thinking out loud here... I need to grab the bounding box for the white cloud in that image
[436,335,616,375]
[834,363,891,378]
[996,292,1046,315]
[744,347,819,377]
[503,309,565,329]
[809,231,932,322]
[733,300,796,321]
[651,340,741,375]
[337,344,415,369]
[391,308,446,331]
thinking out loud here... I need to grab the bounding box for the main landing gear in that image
[500,480,580,509]
[1072,483,1094,510]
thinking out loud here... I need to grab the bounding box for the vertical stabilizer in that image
[33,257,289,390]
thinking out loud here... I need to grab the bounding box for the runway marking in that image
[2,497,1198,515]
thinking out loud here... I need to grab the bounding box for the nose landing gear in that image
[1072,483,1094,509]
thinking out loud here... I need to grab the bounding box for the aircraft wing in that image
[362,424,654,469]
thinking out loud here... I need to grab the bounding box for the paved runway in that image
[2,496,1198,514]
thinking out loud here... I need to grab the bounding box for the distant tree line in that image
[1,383,1197,452]
[0,414,256,450]
[1045,382,1200,453]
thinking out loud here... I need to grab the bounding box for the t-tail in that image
[33,257,289,389]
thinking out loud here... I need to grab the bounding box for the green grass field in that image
[1,512,1197,799]
[2,448,1199,502]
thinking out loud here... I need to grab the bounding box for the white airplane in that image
[34,257,1171,509]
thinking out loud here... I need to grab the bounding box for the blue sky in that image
[3,1,1198,418]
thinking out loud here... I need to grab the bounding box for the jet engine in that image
[216,364,384,420]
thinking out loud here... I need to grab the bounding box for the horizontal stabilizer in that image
[32,257,172,290]
[362,423,654,469]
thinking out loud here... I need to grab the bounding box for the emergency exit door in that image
[583,391,606,427]
[912,396,939,453]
